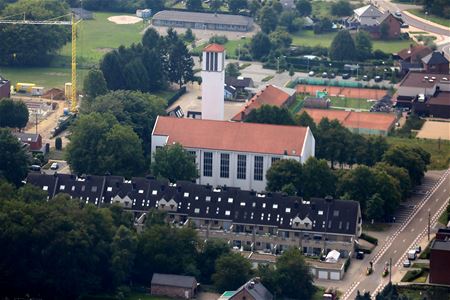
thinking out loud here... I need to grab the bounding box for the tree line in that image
[99,27,194,93]
[246,105,430,222]
[0,181,315,300]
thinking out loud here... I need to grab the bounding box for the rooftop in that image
[422,51,450,65]
[431,239,450,251]
[232,85,292,121]
[428,92,450,106]
[230,279,273,300]
[396,44,432,61]
[398,72,450,89]
[12,132,40,143]
[151,273,196,288]
[204,43,225,53]
[354,4,383,18]
[153,116,308,156]
[26,173,361,236]
[301,108,397,131]
[152,10,253,26]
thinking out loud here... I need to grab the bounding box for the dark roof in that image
[231,279,273,300]
[152,10,253,27]
[398,72,450,88]
[422,51,450,65]
[428,92,450,106]
[396,45,432,61]
[225,85,236,94]
[431,240,450,251]
[12,132,40,143]
[151,273,196,288]
[225,76,253,88]
[26,173,361,236]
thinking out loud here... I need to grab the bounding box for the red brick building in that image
[422,51,450,74]
[219,278,273,300]
[0,77,10,99]
[430,229,450,285]
[12,132,43,152]
[150,273,197,299]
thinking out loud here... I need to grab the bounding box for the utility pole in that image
[428,211,431,241]
[389,257,392,283]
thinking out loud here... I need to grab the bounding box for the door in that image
[318,270,328,279]
[330,271,341,280]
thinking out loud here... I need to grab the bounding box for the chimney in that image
[325,195,333,202]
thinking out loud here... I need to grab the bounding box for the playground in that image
[296,84,388,100]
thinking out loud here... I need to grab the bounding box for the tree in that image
[197,239,231,283]
[356,290,372,300]
[167,39,194,88]
[0,128,28,185]
[364,135,388,166]
[302,157,336,199]
[382,145,429,186]
[355,31,373,61]
[212,253,252,292]
[295,0,312,16]
[259,5,278,33]
[269,29,293,49]
[228,0,247,13]
[250,32,272,59]
[151,143,199,182]
[0,0,70,66]
[100,51,126,90]
[55,137,62,150]
[123,57,151,91]
[313,18,334,34]
[266,159,303,194]
[209,0,222,11]
[329,30,356,61]
[145,0,166,12]
[183,28,196,42]
[0,99,29,129]
[295,111,316,132]
[262,247,315,299]
[66,113,146,176]
[245,105,296,125]
[186,0,202,10]
[279,11,302,33]
[111,226,137,285]
[366,193,385,221]
[248,0,261,16]
[375,162,411,200]
[225,63,241,77]
[331,0,353,16]
[83,68,108,98]
[142,48,167,92]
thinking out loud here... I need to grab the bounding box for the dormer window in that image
[333,210,339,217]
[152,190,157,195]
[273,204,278,209]
[240,202,246,206]
[228,198,233,203]
[60,185,65,190]
[138,189,144,194]
[91,186,97,192]
[225,210,230,216]
[43,186,48,191]
[184,192,189,198]
[206,196,211,201]
[262,203,266,208]
[285,208,291,213]
[318,210,324,215]
[107,187,113,192]
[194,208,200,214]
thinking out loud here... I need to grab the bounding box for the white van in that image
[407,249,417,260]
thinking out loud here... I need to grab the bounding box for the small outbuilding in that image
[150,273,197,299]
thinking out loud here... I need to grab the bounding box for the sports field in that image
[296,84,388,99]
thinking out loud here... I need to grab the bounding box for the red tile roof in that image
[153,116,308,155]
[232,85,291,121]
[302,108,397,131]
[204,43,225,52]
[396,45,432,62]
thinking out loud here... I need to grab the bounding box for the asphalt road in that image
[341,169,450,299]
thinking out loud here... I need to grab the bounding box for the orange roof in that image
[204,43,225,52]
[153,116,308,156]
[302,108,396,131]
[232,85,291,121]
[397,45,432,62]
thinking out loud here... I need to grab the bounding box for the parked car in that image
[308,71,315,77]
[362,75,370,81]
[322,72,328,78]
[415,246,422,254]
[356,251,365,260]
[403,259,411,267]
[401,23,409,28]
[407,249,417,260]
[374,75,382,82]
[328,73,336,79]
[29,165,41,172]
[50,162,59,170]
[342,73,351,79]
[395,11,402,17]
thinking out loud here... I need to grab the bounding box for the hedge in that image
[167,86,186,107]
[360,233,378,245]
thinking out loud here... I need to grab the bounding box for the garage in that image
[330,271,341,280]
[318,270,328,279]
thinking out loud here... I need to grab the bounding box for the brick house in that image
[429,229,450,285]
[348,5,402,39]
[151,273,197,299]
[422,51,450,74]
[12,132,43,152]
[221,278,273,300]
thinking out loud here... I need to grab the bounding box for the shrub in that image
[209,35,228,44]
[360,233,378,245]
[55,137,62,150]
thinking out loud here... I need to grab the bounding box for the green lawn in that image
[407,9,450,27]
[291,30,412,52]
[193,39,249,59]
[312,0,332,19]
[386,137,450,170]
[0,67,88,90]
[329,96,373,110]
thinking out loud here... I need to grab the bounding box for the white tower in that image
[201,44,225,120]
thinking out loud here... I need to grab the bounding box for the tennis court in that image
[296,84,387,100]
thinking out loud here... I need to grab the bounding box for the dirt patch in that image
[108,15,142,24]
[96,47,114,54]
[296,84,387,100]
[416,121,450,140]
[42,88,65,100]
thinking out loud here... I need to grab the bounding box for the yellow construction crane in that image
[0,13,81,112]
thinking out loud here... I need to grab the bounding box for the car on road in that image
[50,162,59,170]
[403,259,411,267]
[342,73,351,79]
[408,249,417,260]
[308,71,315,77]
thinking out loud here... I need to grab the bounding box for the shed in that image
[151,273,197,299]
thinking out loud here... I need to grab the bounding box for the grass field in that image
[329,96,373,110]
[291,30,413,52]
[407,9,450,27]
[386,136,450,170]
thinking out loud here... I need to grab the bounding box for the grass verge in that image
[386,137,450,170]
[262,75,274,82]
[362,223,391,232]
[407,9,450,27]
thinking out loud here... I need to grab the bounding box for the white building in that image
[201,44,225,120]
[151,116,315,192]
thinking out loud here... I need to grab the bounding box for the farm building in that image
[151,10,253,32]
[0,76,11,99]
[301,108,397,136]
[150,273,197,299]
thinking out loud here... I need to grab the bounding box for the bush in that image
[401,269,424,282]
[344,258,351,272]
[209,35,228,44]
[55,137,62,150]
[360,233,378,245]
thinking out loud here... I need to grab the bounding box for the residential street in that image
[340,169,450,299]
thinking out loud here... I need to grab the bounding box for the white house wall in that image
[301,127,315,163]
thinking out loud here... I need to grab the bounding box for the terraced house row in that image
[27,173,362,258]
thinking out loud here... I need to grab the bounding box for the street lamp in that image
[276,56,286,73]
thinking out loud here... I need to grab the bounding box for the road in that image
[341,169,450,299]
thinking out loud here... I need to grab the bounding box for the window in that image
[271,157,281,164]
[43,186,48,191]
[220,153,230,178]
[107,187,112,192]
[188,151,196,163]
[237,154,246,179]
[60,185,65,191]
[203,152,213,177]
[254,156,264,181]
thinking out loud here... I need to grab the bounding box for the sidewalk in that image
[402,10,450,32]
